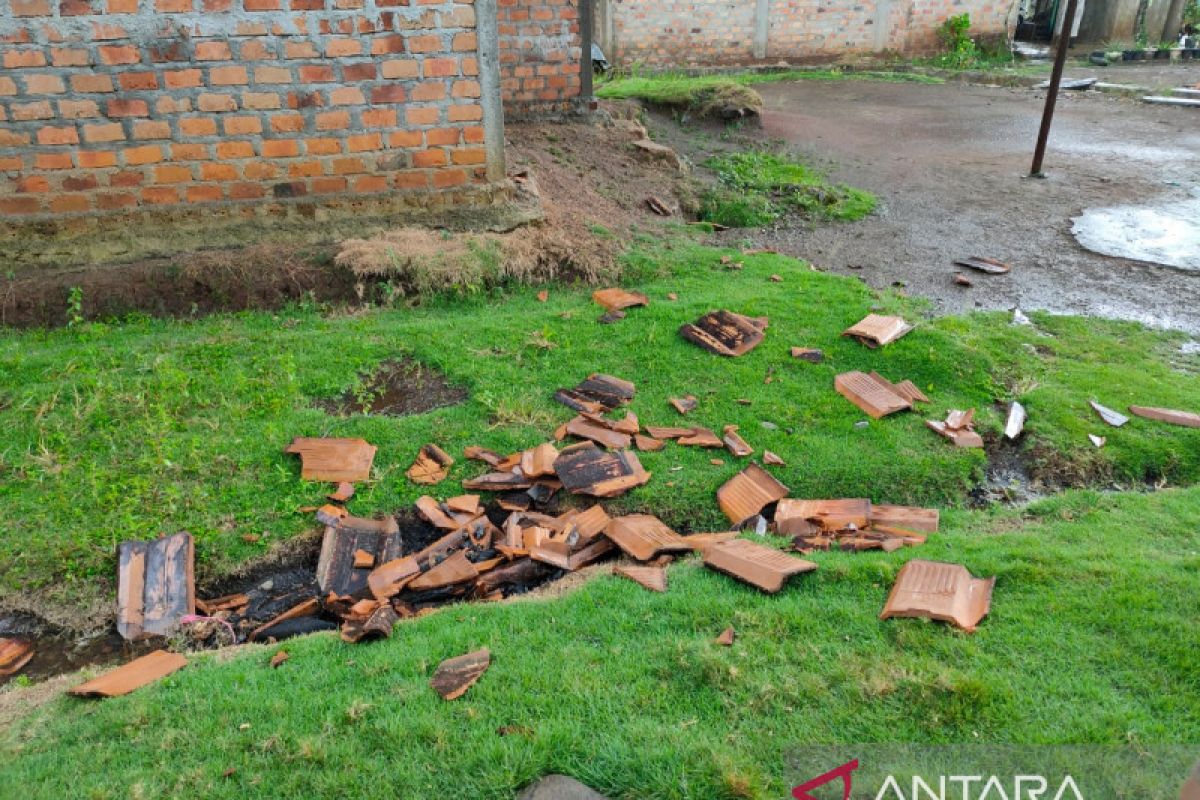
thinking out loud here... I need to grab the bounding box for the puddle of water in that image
[1072,190,1200,270]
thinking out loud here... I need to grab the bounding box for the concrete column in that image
[873,0,893,51]
[754,0,770,59]
[475,0,506,183]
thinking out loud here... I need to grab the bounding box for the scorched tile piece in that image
[445,495,481,515]
[285,437,376,482]
[554,373,636,413]
[775,498,871,533]
[1128,405,1200,428]
[954,256,1010,274]
[462,471,534,492]
[613,565,667,592]
[604,515,691,561]
[565,416,632,450]
[834,371,913,419]
[116,531,195,641]
[315,515,402,596]
[367,557,420,600]
[0,637,34,679]
[679,310,767,356]
[70,650,188,698]
[406,443,454,485]
[408,550,479,591]
[842,314,913,348]
[790,347,824,363]
[340,603,398,643]
[464,446,503,466]
[553,442,651,497]
[716,463,790,525]
[880,559,994,633]
[431,647,491,700]
[703,539,817,593]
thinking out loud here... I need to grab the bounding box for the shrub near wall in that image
[0,0,500,220]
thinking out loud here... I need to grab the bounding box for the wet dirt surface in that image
[727,79,1200,333]
[316,357,469,417]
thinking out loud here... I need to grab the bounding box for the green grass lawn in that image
[1,239,1197,614]
[2,486,1198,798]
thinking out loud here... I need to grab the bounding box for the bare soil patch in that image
[316,358,468,418]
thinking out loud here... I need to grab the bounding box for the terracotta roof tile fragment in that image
[0,637,34,679]
[592,288,649,312]
[843,314,914,348]
[716,463,790,525]
[70,650,188,698]
[406,444,454,485]
[553,442,650,497]
[285,437,376,482]
[880,559,994,632]
[834,371,914,419]
[116,531,195,641]
[703,539,817,593]
[679,310,767,357]
[431,647,491,700]
[613,564,668,592]
[605,515,691,561]
[1128,405,1200,428]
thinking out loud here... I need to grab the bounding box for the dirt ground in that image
[691,75,1200,335]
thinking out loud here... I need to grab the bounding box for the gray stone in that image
[516,774,609,800]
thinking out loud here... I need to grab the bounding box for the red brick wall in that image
[497,0,584,116]
[0,0,500,220]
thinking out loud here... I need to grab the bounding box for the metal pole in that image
[1029,0,1080,177]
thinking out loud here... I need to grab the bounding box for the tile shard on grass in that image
[1089,400,1129,428]
[790,347,824,363]
[553,442,651,497]
[715,627,735,646]
[116,531,195,642]
[834,371,916,419]
[613,564,668,592]
[926,409,984,448]
[717,463,789,525]
[431,647,491,700]
[406,444,454,485]
[605,515,691,561]
[703,539,817,593]
[842,314,913,348]
[554,373,636,414]
[0,637,34,679]
[880,559,995,633]
[1128,405,1200,428]
[722,425,754,457]
[285,437,376,482]
[679,310,767,357]
[70,650,188,698]
[592,288,649,312]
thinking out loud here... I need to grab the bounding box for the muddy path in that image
[691,79,1200,334]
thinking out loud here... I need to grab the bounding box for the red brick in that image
[330,86,366,105]
[37,126,79,145]
[4,50,47,69]
[361,108,397,127]
[223,115,262,135]
[155,0,192,10]
[452,32,477,51]
[388,129,422,147]
[254,66,291,83]
[187,185,225,202]
[412,148,446,167]
[173,143,208,160]
[410,82,445,102]
[432,168,468,188]
[370,85,407,104]
[142,186,180,204]
[305,138,341,155]
[330,157,365,174]
[270,113,306,133]
[16,176,51,193]
[228,182,265,199]
[422,57,456,77]
[164,69,203,89]
[12,0,51,14]
[11,101,53,121]
[200,0,231,9]
[448,103,483,122]
[311,176,347,194]
[50,48,91,67]
[34,152,73,169]
[62,174,99,191]
[124,144,164,164]
[107,98,149,117]
[425,127,460,146]
[406,106,439,125]
[0,77,16,96]
[23,74,64,95]
[315,110,350,130]
[353,175,388,193]
[381,59,419,79]
[261,139,300,158]
[463,125,484,143]
[198,93,238,112]
[118,72,159,91]
[50,194,91,213]
[285,40,320,59]
[194,41,232,61]
[451,147,486,165]
[371,35,405,55]
[110,169,145,187]
[180,117,218,136]
[216,140,254,158]
[452,80,481,98]
[154,165,193,183]
[107,0,138,10]
[243,0,280,8]
[200,163,239,180]
[406,34,443,53]
[210,66,249,85]
[98,45,140,65]
[96,192,138,210]
[78,150,118,168]
[71,74,115,93]
[288,160,324,178]
[462,57,479,76]
[242,92,282,110]
[299,65,335,82]
[325,39,362,57]
[346,133,381,152]
[133,120,171,139]
[0,197,43,215]
[342,63,376,81]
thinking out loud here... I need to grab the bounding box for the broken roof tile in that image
[611,411,640,435]
[1128,405,1200,428]
[565,416,632,450]
[406,444,454,485]
[408,550,479,591]
[880,559,994,633]
[716,463,790,525]
[520,443,559,477]
[415,495,461,530]
[565,504,611,545]
[445,494,481,515]
[0,637,34,679]
[926,415,984,448]
[842,314,913,348]
[790,347,824,363]
[678,427,723,448]
[605,515,691,561]
[613,564,667,592]
[834,371,914,419]
[554,373,636,414]
[776,498,871,534]
[645,426,693,440]
[635,434,664,451]
[340,603,398,643]
[315,514,402,596]
[703,539,817,593]
[870,504,940,533]
[592,288,649,312]
[762,450,785,466]
[531,535,615,571]
[722,425,753,457]
[431,647,491,700]
[464,446,503,467]
[1090,400,1128,427]
[352,549,375,569]
[714,627,735,646]
[954,256,1010,274]
[285,437,376,483]
[116,531,195,642]
[367,556,420,600]
[670,395,698,414]
[328,482,355,503]
[462,471,534,492]
[684,531,739,553]
[70,650,188,698]
[679,310,767,357]
[553,442,651,497]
